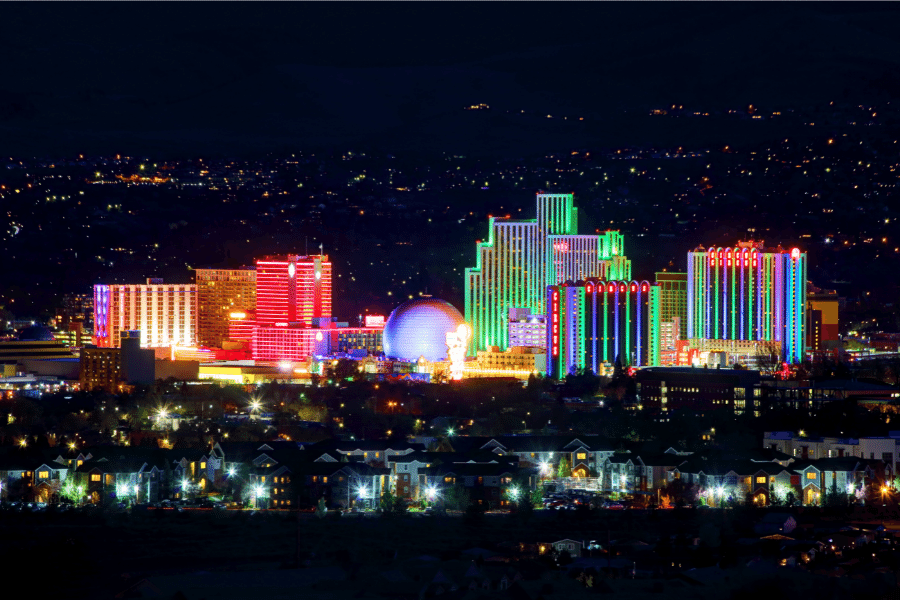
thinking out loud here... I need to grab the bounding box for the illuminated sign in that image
[230,312,247,320]
[551,291,559,357]
[364,315,386,328]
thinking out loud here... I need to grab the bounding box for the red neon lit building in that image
[228,310,256,343]
[255,255,332,326]
[251,326,331,362]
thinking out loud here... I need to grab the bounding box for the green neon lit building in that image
[465,193,631,354]
[546,279,661,378]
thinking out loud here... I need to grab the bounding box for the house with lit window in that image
[420,463,524,507]
[306,439,423,467]
[460,435,616,479]
[668,459,793,505]
[249,458,388,509]
[634,453,689,495]
[0,451,37,501]
[212,440,299,484]
[32,461,70,504]
[604,455,636,495]
[388,451,441,499]
[167,448,215,497]
[77,455,165,504]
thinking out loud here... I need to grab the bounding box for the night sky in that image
[4,3,900,156]
[3,3,900,321]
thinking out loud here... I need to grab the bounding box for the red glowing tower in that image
[255,255,332,326]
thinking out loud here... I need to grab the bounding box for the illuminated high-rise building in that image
[465,193,631,354]
[255,255,332,326]
[686,242,807,363]
[546,279,660,378]
[195,267,256,348]
[806,286,840,354]
[93,280,196,348]
[655,272,687,341]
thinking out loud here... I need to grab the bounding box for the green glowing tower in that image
[465,193,631,354]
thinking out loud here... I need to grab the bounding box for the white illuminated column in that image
[446,323,471,381]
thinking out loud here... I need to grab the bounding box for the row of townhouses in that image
[0,434,894,508]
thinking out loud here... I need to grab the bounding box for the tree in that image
[825,478,846,508]
[59,477,86,505]
[557,456,571,478]
[444,484,470,511]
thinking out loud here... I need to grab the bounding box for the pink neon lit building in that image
[255,255,332,326]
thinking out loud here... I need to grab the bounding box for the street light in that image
[425,485,438,502]
[357,484,369,509]
[508,486,520,508]
[253,484,266,508]
[539,462,551,478]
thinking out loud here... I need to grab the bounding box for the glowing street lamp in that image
[356,484,369,509]
[250,484,268,509]
[227,467,236,478]
[18,438,27,448]
[447,427,454,437]
[425,485,438,502]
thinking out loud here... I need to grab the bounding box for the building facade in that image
[251,325,331,362]
[255,255,332,326]
[93,280,196,348]
[655,272,687,340]
[806,287,840,354]
[465,193,630,354]
[195,267,256,348]
[687,242,807,363]
[546,279,660,378]
[508,308,547,349]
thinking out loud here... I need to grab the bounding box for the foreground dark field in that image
[4,504,898,598]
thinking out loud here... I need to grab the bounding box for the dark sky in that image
[3,3,900,157]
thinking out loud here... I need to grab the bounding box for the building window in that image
[576,453,587,460]
[806,472,816,480]
[38,471,49,479]
[756,476,766,484]
[200,462,206,469]
[323,476,328,483]
[91,474,101,482]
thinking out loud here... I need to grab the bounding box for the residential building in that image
[635,367,762,415]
